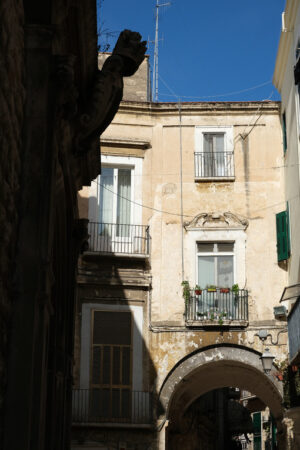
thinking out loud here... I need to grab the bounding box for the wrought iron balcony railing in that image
[72,389,153,425]
[194,152,235,179]
[87,222,150,256]
[185,288,248,324]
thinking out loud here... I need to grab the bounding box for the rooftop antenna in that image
[152,0,171,102]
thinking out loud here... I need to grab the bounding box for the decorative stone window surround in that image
[184,212,248,289]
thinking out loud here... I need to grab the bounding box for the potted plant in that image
[231,283,239,293]
[207,284,217,292]
[220,287,230,294]
[232,283,239,301]
[195,284,202,295]
[181,280,190,306]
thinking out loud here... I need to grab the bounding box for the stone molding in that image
[184,212,249,231]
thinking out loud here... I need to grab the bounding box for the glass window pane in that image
[215,134,224,152]
[122,347,131,385]
[117,169,131,237]
[102,346,111,384]
[217,256,233,287]
[203,134,213,153]
[198,256,215,287]
[112,347,121,385]
[99,168,114,229]
[197,243,214,253]
[92,347,101,384]
[217,243,234,252]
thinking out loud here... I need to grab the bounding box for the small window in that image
[194,127,234,179]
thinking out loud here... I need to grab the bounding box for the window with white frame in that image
[197,242,234,288]
[88,155,144,254]
[99,166,133,237]
[195,126,234,179]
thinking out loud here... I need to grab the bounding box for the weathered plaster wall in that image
[0,0,25,437]
[77,102,288,442]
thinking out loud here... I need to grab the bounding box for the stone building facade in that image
[74,58,289,449]
[273,0,300,447]
[0,2,146,449]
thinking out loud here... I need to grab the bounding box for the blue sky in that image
[98,0,286,102]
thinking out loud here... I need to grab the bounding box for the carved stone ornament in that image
[55,55,78,119]
[184,212,249,230]
[75,29,146,155]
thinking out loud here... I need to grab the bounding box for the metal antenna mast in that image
[152,0,170,102]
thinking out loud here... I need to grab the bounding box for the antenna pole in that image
[152,0,171,102]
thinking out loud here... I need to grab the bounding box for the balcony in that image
[86,222,150,256]
[288,296,300,363]
[72,389,153,426]
[185,288,248,327]
[194,151,235,180]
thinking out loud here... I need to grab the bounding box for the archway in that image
[158,344,285,449]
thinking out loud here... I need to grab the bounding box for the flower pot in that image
[207,288,216,293]
[220,288,229,294]
[195,289,202,295]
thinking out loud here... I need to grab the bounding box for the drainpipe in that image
[179,99,184,281]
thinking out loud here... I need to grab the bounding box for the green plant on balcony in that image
[181,280,190,306]
[206,309,227,325]
[231,283,239,292]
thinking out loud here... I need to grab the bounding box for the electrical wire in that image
[158,80,273,100]
[91,179,300,219]
[92,180,193,217]
[149,60,274,101]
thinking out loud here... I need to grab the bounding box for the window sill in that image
[195,176,235,182]
[185,319,248,328]
[83,251,150,260]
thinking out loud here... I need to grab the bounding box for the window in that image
[197,242,234,288]
[276,205,290,262]
[195,126,234,179]
[90,310,132,420]
[88,155,146,254]
[99,166,132,237]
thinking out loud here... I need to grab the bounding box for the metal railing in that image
[72,389,153,424]
[194,152,234,178]
[87,222,150,255]
[185,289,248,323]
[288,296,300,362]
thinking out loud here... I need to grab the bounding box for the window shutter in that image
[276,211,289,261]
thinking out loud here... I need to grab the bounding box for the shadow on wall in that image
[71,192,161,449]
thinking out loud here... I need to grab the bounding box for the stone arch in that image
[159,344,284,426]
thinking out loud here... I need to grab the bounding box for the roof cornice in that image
[117,100,280,116]
[273,0,300,92]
